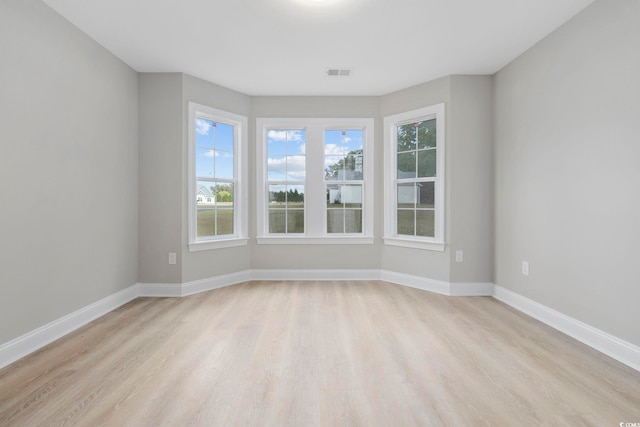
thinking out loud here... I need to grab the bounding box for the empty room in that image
[1,0,639,425]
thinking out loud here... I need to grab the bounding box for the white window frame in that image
[188,102,248,251]
[256,117,374,245]
[383,104,445,251]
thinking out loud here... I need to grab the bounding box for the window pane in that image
[345,130,363,152]
[269,184,286,206]
[397,123,417,152]
[195,118,215,148]
[418,149,436,178]
[327,209,344,233]
[343,155,363,180]
[327,184,342,207]
[287,155,306,180]
[197,181,216,204]
[269,209,286,233]
[397,183,415,208]
[215,150,234,179]
[325,130,344,153]
[416,210,435,237]
[416,182,434,209]
[216,183,234,206]
[267,130,287,155]
[344,209,362,233]
[267,156,287,180]
[325,156,344,180]
[195,148,214,178]
[216,208,234,235]
[287,130,306,154]
[397,152,416,179]
[342,184,362,207]
[417,119,436,149]
[287,185,304,208]
[216,122,234,152]
[196,208,215,237]
[287,210,304,233]
[397,210,415,236]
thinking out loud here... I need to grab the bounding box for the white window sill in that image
[383,237,445,252]
[257,236,375,245]
[189,238,249,252]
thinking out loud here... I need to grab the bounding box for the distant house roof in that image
[197,185,213,197]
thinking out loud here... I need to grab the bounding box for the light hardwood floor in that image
[0,281,639,426]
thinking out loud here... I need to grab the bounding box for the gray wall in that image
[138,73,253,284]
[138,73,183,284]
[448,76,494,283]
[494,0,640,345]
[0,0,139,343]
[138,75,494,282]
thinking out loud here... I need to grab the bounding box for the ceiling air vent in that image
[327,68,352,77]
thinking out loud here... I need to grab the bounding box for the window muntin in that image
[396,119,436,238]
[188,102,248,251]
[267,129,306,234]
[325,129,364,234]
[384,104,445,251]
[256,118,374,244]
[195,118,235,238]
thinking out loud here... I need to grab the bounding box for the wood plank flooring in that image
[0,281,639,426]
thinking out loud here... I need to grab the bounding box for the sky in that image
[266,129,363,182]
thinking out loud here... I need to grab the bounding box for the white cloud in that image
[324,144,343,155]
[196,118,213,135]
[203,149,216,158]
[267,130,304,141]
[268,155,306,180]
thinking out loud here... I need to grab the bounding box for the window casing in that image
[188,102,248,251]
[257,118,374,244]
[383,104,445,251]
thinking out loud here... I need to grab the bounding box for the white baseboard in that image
[380,270,450,295]
[493,285,640,372]
[182,271,252,296]
[250,269,380,281]
[0,284,139,370]
[137,282,183,297]
[3,273,637,373]
[449,282,494,296]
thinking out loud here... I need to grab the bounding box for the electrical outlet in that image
[522,261,529,276]
[168,253,177,265]
[455,250,463,263]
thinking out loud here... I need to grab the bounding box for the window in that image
[267,129,306,234]
[384,104,445,251]
[257,118,374,244]
[325,130,364,234]
[188,102,248,251]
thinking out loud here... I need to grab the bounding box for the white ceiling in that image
[41,0,593,96]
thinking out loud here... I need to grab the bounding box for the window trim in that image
[188,102,248,252]
[383,104,445,251]
[256,117,374,244]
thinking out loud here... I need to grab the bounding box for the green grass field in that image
[197,208,233,237]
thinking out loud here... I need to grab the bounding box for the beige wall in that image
[493,0,640,345]
[0,0,139,343]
